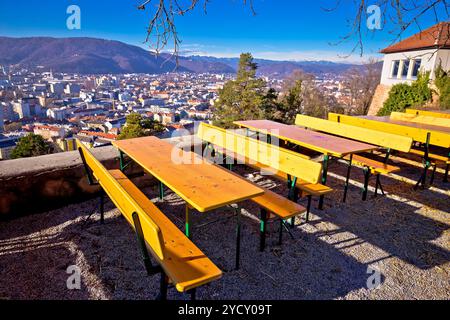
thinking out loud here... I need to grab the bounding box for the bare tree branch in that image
[137,0,255,63]
[327,0,450,57]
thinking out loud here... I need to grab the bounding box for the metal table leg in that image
[342,154,353,203]
[318,154,330,210]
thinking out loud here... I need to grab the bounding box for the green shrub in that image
[434,64,450,109]
[378,72,432,116]
[10,134,52,159]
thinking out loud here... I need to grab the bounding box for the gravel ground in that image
[0,153,449,300]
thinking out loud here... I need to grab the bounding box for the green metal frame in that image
[185,204,191,239]
[342,154,353,203]
[414,133,432,190]
[132,212,162,276]
[361,167,371,201]
[158,181,165,200]
[374,148,390,197]
[233,205,242,270]
[132,211,197,300]
[259,208,267,252]
[305,195,312,223]
[119,150,134,172]
[318,154,330,210]
[444,149,449,183]
[78,147,104,223]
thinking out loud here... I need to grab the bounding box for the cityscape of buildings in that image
[0,65,360,160]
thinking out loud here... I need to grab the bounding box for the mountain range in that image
[0,36,375,77]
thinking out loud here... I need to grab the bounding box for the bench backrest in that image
[328,113,450,148]
[76,140,165,260]
[406,108,450,119]
[390,112,450,128]
[197,122,322,184]
[295,114,413,153]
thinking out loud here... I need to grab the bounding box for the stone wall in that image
[0,135,202,219]
[367,84,392,116]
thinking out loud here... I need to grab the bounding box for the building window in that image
[411,59,422,78]
[401,59,410,78]
[391,60,400,78]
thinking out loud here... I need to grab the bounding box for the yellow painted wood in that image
[251,187,306,219]
[390,112,450,127]
[234,120,377,157]
[110,169,222,292]
[113,136,264,213]
[219,166,307,219]
[77,140,222,292]
[76,140,165,261]
[295,114,412,153]
[406,108,450,119]
[344,155,400,175]
[409,149,450,163]
[198,122,323,184]
[328,113,450,148]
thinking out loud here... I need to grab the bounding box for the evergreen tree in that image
[268,79,304,124]
[213,53,276,128]
[10,134,52,159]
[118,113,165,140]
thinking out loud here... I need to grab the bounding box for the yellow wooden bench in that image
[77,140,222,300]
[295,114,413,199]
[406,108,450,119]
[328,113,450,186]
[197,123,329,249]
[227,167,307,251]
[390,112,450,128]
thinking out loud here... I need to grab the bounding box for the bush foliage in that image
[435,64,450,109]
[10,134,52,159]
[377,72,432,116]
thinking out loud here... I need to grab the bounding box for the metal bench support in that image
[318,154,330,210]
[362,167,371,201]
[305,195,312,223]
[414,133,431,190]
[259,208,267,252]
[342,154,353,203]
[185,204,191,239]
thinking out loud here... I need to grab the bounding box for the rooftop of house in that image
[381,22,450,54]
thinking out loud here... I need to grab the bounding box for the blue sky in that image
[0,0,444,63]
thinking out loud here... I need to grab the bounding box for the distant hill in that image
[0,36,379,76]
[187,56,379,77]
[0,37,235,74]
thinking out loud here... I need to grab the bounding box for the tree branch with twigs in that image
[137,0,255,63]
[325,0,450,57]
[137,0,449,62]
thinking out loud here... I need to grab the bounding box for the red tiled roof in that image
[79,131,118,140]
[381,22,450,54]
[34,125,62,132]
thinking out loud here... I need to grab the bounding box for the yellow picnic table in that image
[390,112,450,128]
[329,113,450,187]
[113,136,264,269]
[362,116,450,134]
[234,120,379,208]
[406,108,450,119]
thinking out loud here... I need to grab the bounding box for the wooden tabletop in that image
[113,136,265,213]
[360,116,450,134]
[234,120,378,157]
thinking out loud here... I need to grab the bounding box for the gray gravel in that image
[0,152,449,300]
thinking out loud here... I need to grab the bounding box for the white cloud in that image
[178,44,381,63]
